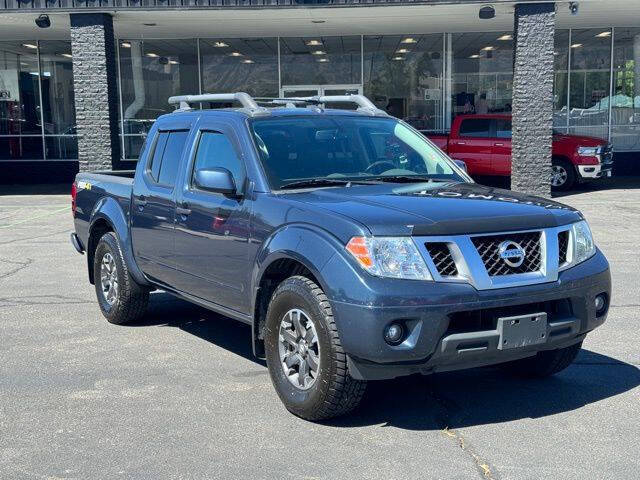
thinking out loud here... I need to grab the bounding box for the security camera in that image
[35,14,51,29]
[569,2,579,15]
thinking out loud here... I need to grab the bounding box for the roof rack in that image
[168,92,387,117]
[168,92,269,115]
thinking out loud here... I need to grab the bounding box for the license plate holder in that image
[497,312,547,350]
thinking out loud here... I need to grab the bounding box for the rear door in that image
[449,117,493,175]
[172,120,251,313]
[131,127,190,285]
[491,118,513,175]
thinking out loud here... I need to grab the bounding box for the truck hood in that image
[282,181,582,236]
[553,133,607,147]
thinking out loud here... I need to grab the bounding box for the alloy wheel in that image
[278,308,320,390]
[100,252,119,306]
[551,165,568,187]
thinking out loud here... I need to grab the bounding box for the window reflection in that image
[450,32,514,121]
[611,27,640,152]
[363,34,444,131]
[0,42,43,160]
[119,39,198,159]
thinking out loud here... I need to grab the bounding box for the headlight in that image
[566,220,596,267]
[346,236,432,280]
[577,146,601,157]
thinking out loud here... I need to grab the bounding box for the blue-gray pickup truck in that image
[71,93,611,421]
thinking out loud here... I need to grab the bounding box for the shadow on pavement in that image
[130,292,639,430]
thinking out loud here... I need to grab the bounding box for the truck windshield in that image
[250,115,467,190]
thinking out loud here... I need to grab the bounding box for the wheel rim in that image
[100,252,118,306]
[551,165,568,187]
[278,309,320,390]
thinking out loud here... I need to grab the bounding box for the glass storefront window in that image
[0,41,43,160]
[280,36,361,87]
[553,30,570,133]
[450,32,514,122]
[567,28,611,140]
[119,39,199,159]
[363,34,444,131]
[38,40,77,159]
[611,27,640,152]
[200,38,278,99]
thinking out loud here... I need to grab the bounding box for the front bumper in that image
[577,163,613,180]
[329,250,611,380]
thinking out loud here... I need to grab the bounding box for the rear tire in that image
[551,157,576,191]
[264,275,366,421]
[501,341,582,378]
[93,232,149,325]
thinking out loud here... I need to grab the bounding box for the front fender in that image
[252,224,342,299]
[89,196,150,287]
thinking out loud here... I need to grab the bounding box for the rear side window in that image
[459,118,491,138]
[148,130,189,187]
[495,119,512,139]
[192,132,245,190]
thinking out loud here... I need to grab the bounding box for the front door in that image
[491,117,513,176]
[173,121,252,314]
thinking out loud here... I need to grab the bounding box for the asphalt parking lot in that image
[1,179,639,479]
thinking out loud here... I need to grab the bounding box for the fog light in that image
[384,323,405,345]
[595,294,607,316]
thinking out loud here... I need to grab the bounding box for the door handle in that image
[176,203,191,216]
[134,196,147,207]
[456,141,466,145]
[495,143,504,146]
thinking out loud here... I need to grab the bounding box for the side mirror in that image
[452,159,468,173]
[194,167,238,195]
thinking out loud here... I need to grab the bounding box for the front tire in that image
[93,232,149,325]
[264,276,366,421]
[551,157,576,191]
[501,341,582,377]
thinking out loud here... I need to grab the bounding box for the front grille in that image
[558,230,569,265]
[471,231,542,276]
[425,242,458,276]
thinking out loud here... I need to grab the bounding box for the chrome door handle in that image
[495,143,504,146]
[456,141,466,145]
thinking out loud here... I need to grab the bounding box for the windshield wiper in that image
[280,178,352,190]
[280,178,384,190]
[371,175,436,184]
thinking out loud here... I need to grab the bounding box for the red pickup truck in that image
[425,114,613,190]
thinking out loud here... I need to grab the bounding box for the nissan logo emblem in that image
[498,240,526,268]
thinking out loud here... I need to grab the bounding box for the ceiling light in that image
[479,5,496,20]
[242,59,254,64]
[571,43,583,48]
[306,40,323,46]
[228,52,243,57]
[311,20,326,24]
[497,34,513,41]
[311,50,326,55]
[121,42,131,48]
[481,46,495,51]
[146,53,158,58]
[168,60,179,65]
[22,43,38,49]
[396,48,410,54]
[596,31,611,38]
[469,54,481,59]
[317,58,329,63]
[143,23,156,27]
[401,38,417,44]
[213,41,228,48]
[392,56,405,61]
[60,53,72,59]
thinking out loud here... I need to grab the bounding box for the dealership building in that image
[0,0,638,190]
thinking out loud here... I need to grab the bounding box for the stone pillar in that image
[70,13,121,171]
[511,3,556,197]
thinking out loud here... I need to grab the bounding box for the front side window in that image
[495,119,512,139]
[459,118,492,138]
[192,132,245,189]
[250,116,466,189]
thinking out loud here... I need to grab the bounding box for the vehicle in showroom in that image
[70,93,611,421]
[424,114,613,190]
